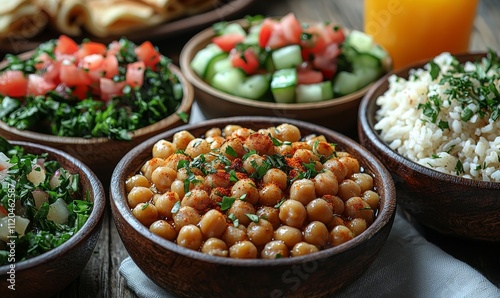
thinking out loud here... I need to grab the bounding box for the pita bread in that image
[0,1,47,38]
[54,0,90,36]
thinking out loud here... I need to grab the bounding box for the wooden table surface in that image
[37,0,498,297]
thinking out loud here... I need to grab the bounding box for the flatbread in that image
[0,1,47,38]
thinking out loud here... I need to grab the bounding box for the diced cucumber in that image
[271,68,297,103]
[221,23,247,36]
[190,43,224,78]
[243,23,262,45]
[204,52,229,81]
[271,45,303,70]
[354,67,381,89]
[333,71,361,96]
[235,74,271,100]
[368,45,388,60]
[264,53,276,73]
[352,53,381,71]
[296,81,334,103]
[210,67,246,95]
[346,30,374,53]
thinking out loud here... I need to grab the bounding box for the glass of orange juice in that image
[364,0,479,70]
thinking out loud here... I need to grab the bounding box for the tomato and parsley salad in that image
[0,137,93,265]
[0,35,185,140]
[190,13,389,103]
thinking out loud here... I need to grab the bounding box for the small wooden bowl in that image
[358,52,500,242]
[0,58,194,185]
[110,116,396,297]
[179,19,392,137]
[0,141,106,298]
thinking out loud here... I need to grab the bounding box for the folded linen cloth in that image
[119,207,500,298]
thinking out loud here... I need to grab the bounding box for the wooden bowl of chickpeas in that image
[110,116,396,297]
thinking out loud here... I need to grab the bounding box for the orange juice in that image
[364,0,479,69]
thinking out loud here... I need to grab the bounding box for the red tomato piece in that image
[60,60,91,86]
[230,48,260,75]
[107,41,122,57]
[102,55,119,79]
[0,206,7,216]
[72,84,90,100]
[322,23,346,44]
[81,41,107,56]
[212,33,245,52]
[27,74,56,96]
[42,60,62,85]
[300,24,328,58]
[55,35,79,55]
[280,13,302,44]
[80,54,104,71]
[126,61,145,88]
[0,70,28,97]
[313,43,341,79]
[265,23,289,50]
[135,41,161,70]
[34,52,54,70]
[297,69,324,85]
[100,78,126,101]
[258,18,276,48]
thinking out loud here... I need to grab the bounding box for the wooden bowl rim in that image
[111,116,397,266]
[0,141,106,271]
[0,53,194,145]
[358,51,500,189]
[179,18,393,111]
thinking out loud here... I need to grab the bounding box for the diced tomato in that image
[80,54,104,71]
[135,41,161,70]
[59,60,91,86]
[126,61,145,88]
[79,41,107,56]
[0,70,28,97]
[42,60,62,85]
[106,41,122,57]
[280,13,302,44]
[313,43,341,79]
[100,78,126,101]
[321,23,345,44]
[0,206,7,216]
[265,23,289,50]
[55,35,79,55]
[230,48,260,75]
[102,55,119,79]
[258,18,276,48]
[212,33,245,52]
[72,84,90,100]
[300,24,328,59]
[297,69,324,85]
[27,74,56,96]
[34,52,54,70]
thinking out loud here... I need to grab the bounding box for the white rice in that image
[374,52,500,182]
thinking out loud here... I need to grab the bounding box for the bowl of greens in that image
[0,35,194,184]
[0,137,105,297]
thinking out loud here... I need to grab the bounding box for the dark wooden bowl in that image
[110,116,396,297]
[0,141,106,298]
[179,19,392,137]
[0,56,194,185]
[358,52,500,242]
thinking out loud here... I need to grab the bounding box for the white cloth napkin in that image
[118,207,500,298]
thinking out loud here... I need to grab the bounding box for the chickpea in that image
[221,225,248,246]
[247,219,274,246]
[227,200,256,227]
[220,137,246,160]
[155,191,180,219]
[128,186,153,208]
[330,225,354,246]
[207,136,225,149]
[173,130,195,150]
[201,238,228,257]
[132,203,158,227]
[185,138,211,158]
[199,209,228,239]
[231,178,259,205]
[256,206,280,229]
[291,242,319,257]
[231,127,255,139]
[274,225,302,248]
[258,183,283,207]
[170,179,185,199]
[261,240,289,259]
[279,200,307,229]
[244,133,274,156]
[262,168,288,190]
[205,127,222,138]
[344,197,374,225]
[289,179,316,205]
[125,174,150,193]
[163,153,190,171]
[340,156,360,178]
[303,221,329,247]
[293,149,319,164]
[242,154,266,175]
[314,170,339,197]
[322,195,345,215]
[181,189,212,213]
[311,140,335,157]
[173,206,201,231]
[328,215,346,230]
[141,157,165,181]
[177,224,203,251]
[362,190,380,210]
[351,173,374,193]
[152,140,177,159]
[337,179,362,201]
[274,123,301,142]
[306,198,333,224]
[205,171,231,189]
[149,220,176,241]
[323,158,348,183]
[346,218,367,236]
[151,166,177,193]
[229,240,258,259]
[223,124,242,137]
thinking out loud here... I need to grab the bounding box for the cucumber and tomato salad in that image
[190,13,388,103]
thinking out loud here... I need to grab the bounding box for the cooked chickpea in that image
[149,220,176,241]
[205,127,222,138]
[274,225,302,248]
[291,242,319,257]
[185,138,211,158]
[306,198,333,224]
[262,168,288,190]
[152,140,177,159]
[170,179,185,198]
[205,171,231,189]
[177,224,203,250]
[303,221,329,247]
[163,153,190,171]
[323,158,348,183]
[244,133,274,155]
[328,215,346,230]
[289,179,316,205]
[242,154,266,175]
[221,225,248,246]
[340,156,360,178]
[362,190,380,210]
[258,183,283,207]
[132,203,158,227]
[311,141,335,157]
[125,174,150,193]
[322,195,345,215]
[330,225,354,246]
[173,206,201,231]
[274,123,301,142]
[223,124,242,137]
[261,240,289,259]
[337,179,362,201]
[173,130,195,150]
[229,240,258,259]
[347,218,367,236]
[141,157,165,181]
[231,127,255,139]
[151,166,177,193]
[344,196,374,225]
[220,137,246,160]
[256,206,280,229]
[181,189,212,213]
[155,191,180,218]
[127,186,153,208]
[201,238,228,257]
[293,149,319,164]
[351,173,374,193]
[247,219,274,246]
[231,178,259,205]
[279,200,306,228]
[227,200,256,227]
[207,136,225,149]
[199,209,228,239]
[314,170,338,197]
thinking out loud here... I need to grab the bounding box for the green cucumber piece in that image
[346,30,374,53]
[271,68,297,103]
[210,67,246,95]
[235,74,271,100]
[204,52,230,81]
[190,43,224,78]
[221,23,247,36]
[296,81,334,103]
[333,71,361,96]
[352,53,381,70]
[271,45,303,70]
[354,67,381,89]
